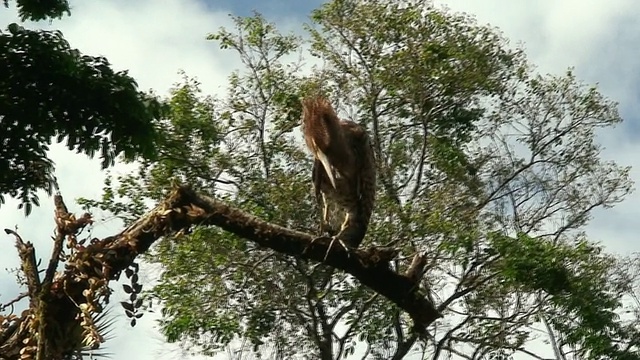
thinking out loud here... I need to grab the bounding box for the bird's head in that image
[301,96,337,153]
[301,96,351,189]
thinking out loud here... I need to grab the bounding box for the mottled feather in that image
[302,96,376,248]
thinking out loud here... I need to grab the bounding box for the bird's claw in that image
[319,224,337,238]
[304,235,353,262]
[303,235,328,255]
[323,235,353,261]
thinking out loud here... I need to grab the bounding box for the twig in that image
[0,292,28,313]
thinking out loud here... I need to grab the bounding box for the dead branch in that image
[5,229,41,305]
[0,293,28,313]
[0,185,440,359]
[173,187,441,328]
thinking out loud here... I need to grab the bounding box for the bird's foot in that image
[319,224,337,238]
[304,234,328,255]
[323,235,353,261]
[304,234,353,262]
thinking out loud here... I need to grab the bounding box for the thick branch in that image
[0,185,440,359]
[168,186,441,328]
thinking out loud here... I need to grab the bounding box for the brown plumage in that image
[302,96,376,256]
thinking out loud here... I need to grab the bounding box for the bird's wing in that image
[311,159,323,206]
[356,134,377,223]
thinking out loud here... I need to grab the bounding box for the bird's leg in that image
[317,206,345,261]
[321,213,354,261]
[320,195,330,235]
[339,212,351,234]
[319,194,336,236]
[307,198,352,261]
[307,214,352,261]
[305,195,335,257]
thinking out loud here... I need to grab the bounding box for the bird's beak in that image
[316,150,337,189]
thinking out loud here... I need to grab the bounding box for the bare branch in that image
[0,293,28,313]
[167,186,441,328]
[0,184,441,359]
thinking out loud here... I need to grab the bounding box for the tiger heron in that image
[301,96,376,259]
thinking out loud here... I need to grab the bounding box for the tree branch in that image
[172,186,441,327]
[4,229,41,301]
[0,184,441,359]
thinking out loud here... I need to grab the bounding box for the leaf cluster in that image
[4,0,70,22]
[0,23,165,214]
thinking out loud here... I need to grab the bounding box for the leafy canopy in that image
[82,1,638,360]
[1,18,164,214]
[3,0,70,21]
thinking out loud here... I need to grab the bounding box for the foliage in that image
[3,0,70,22]
[486,233,638,359]
[84,1,637,359]
[0,22,165,214]
[0,196,117,360]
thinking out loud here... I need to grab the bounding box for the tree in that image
[81,1,638,359]
[5,0,70,22]
[0,4,438,359]
[1,1,164,215]
[2,0,638,360]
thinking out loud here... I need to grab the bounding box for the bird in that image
[301,95,376,260]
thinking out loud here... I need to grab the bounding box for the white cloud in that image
[0,0,240,358]
[435,0,640,257]
[2,0,640,358]
[46,0,235,97]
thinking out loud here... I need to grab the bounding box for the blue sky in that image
[1,0,640,359]
[200,0,324,18]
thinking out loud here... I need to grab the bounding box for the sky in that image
[1,0,640,359]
